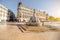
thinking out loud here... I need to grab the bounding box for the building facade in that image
[17,2,49,22]
[0,4,16,22]
[0,4,8,22]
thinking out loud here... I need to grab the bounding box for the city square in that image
[0,0,60,40]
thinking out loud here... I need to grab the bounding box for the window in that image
[24,13,31,16]
[2,9,5,12]
[0,8,1,10]
[0,11,2,13]
[0,14,2,17]
[5,14,7,17]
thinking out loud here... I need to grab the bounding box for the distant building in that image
[7,9,17,22]
[0,4,16,23]
[17,2,49,23]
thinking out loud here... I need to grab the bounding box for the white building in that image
[0,4,15,23]
[17,2,49,22]
[0,4,8,22]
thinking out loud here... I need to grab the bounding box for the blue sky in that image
[0,0,60,17]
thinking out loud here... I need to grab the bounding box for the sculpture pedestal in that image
[26,16,39,26]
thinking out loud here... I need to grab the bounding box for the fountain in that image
[26,9,39,26]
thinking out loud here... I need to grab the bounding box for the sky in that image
[0,0,60,17]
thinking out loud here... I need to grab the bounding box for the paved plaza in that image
[0,24,60,40]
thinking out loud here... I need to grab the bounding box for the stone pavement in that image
[0,24,60,40]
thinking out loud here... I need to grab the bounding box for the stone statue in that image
[26,9,39,26]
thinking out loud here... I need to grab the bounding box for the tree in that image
[55,18,60,21]
[49,16,55,21]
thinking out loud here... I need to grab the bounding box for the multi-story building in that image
[0,4,16,23]
[17,2,49,22]
[0,4,8,22]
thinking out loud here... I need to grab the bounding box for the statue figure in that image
[26,9,39,26]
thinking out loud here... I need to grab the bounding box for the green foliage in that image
[49,16,60,21]
[55,18,60,21]
[49,16,55,21]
